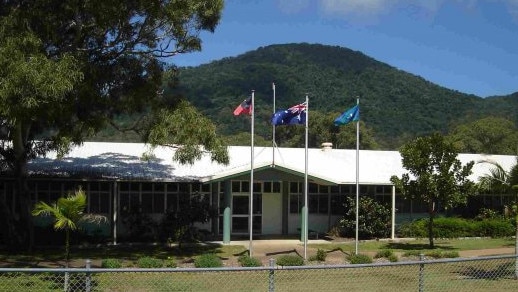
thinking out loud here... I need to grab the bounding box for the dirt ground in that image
[228,239,516,267]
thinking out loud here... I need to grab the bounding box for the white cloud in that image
[504,0,518,18]
[318,0,397,16]
[315,0,518,19]
[277,0,311,14]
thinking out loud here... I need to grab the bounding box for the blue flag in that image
[271,102,307,126]
[334,105,359,126]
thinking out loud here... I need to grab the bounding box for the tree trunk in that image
[10,120,33,251]
[0,197,20,248]
[66,229,70,266]
[428,201,435,249]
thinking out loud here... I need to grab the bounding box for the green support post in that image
[223,181,231,243]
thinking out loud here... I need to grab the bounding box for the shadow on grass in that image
[457,262,515,280]
[326,247,347,254]
[265,249,298,257]
[382,242,456,251]
[0,242,232,268]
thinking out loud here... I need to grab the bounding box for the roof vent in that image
[321,142,333,150]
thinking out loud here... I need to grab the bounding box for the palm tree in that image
[478,156,518,279]
[32,188,106,266]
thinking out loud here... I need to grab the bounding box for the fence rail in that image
[1,254,517,291]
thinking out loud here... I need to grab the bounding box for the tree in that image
[338,196,391,239]
[0,1,226,249]
[447,117,518,155]
[478,156,518,279]
[390,133,475,248]
[32,189,106,266]
[159,194,217,248]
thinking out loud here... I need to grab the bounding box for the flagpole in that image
[304,94,309,260]
[249,90,255,257]
[272,82,276,164]
[355,97,360,255]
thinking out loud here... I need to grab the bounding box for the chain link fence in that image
[1,255,517,291]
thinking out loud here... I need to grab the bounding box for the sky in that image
[173,0,518,98]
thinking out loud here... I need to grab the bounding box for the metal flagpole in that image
[304,94,309,259]
[272,82,276,164]
[249,90,255,257]
[355,97,360,255]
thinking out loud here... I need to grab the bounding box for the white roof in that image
[26,142,516,184]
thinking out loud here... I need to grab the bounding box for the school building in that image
[0,142,515,244]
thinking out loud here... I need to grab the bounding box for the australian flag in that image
[271,102,307,126]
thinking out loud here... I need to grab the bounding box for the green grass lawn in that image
[0,243,248,268]
[310,237,516,254]
[1,238,517,291]
[0,237,515,267]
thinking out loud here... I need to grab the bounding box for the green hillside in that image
[91,43,517,150]
[173,43,517,149]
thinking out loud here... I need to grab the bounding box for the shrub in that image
[374,249,394,259]
[276,255,304,266]
[387,254,399,262]
[398,217,514,239]
[238,255,262,267]
[308,249,327,262]
[402,250,421,257]
[475,208,501,220]
[440,251,460,258]
[101,258,122,268]
[473,219,514,237]
[347,253,372,264]
[339,197,391,239]
[425,250,459,258]
[433,217,472,238]
[402,250,459,259]
[374,249,398,261]
[136,257,163,268]
[397,219,427,238]
[316,248,327,261]
[164,257,177,268]
[194,253,223,268]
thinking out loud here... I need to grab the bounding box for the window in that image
[263,181,281,193]
[309,195,318,213]
[289,194,302,214]
[308,194,329,214]
[253,182,261,193]
[253,193,262,214]
[318,195,328,213]
[308,183,318,193]
[330,194,347,215]
[290,182,300,193]
[231,181,251,193]
[233,196,249,215]
[264,182,272,193]
[120,182,167,214]
[166,193,179,211]
[141,193,153,213]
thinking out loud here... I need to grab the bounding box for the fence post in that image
[85,259,91,292]
[418,254,425,292]
[268,258,275,292]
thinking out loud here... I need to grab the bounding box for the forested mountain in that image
[97,43,518,150]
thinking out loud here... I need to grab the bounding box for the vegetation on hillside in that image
[170,43,517,149]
